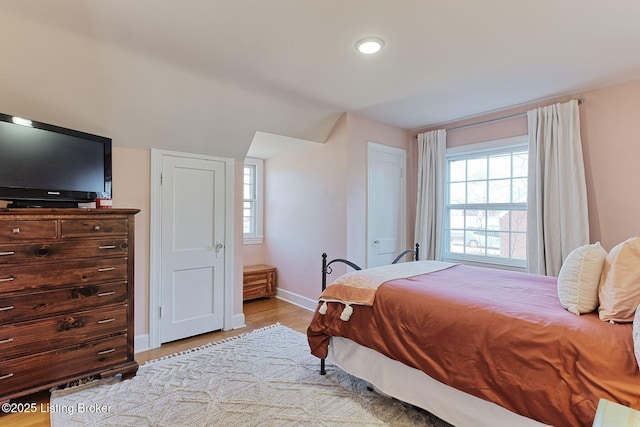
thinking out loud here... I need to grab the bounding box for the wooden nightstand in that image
[243,264,277,301]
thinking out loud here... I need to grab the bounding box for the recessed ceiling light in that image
[355,37,385,55]
[12,116,33,127]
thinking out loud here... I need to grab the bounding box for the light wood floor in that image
[0,298,314,427]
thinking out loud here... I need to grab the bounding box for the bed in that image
[307,250,640,427]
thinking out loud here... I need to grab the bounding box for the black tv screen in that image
[0,112,112,207]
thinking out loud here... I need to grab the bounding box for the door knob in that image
[215,242,224,257]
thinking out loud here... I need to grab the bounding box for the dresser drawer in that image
[0,238,128,265]
[0,258,128,293]
[0,334,128,395]
[0,304,127,361]
[0,282,127,324]
[0,220,57,241]
[60,218,128,238]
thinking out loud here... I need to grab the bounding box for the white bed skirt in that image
[327,337,550,427]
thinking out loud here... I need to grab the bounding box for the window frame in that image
[441,135,528,270]
[243,157,264,245]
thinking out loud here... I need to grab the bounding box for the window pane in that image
[512,152,528,177]
[512,178,527,203]
[449,160,466,182]
[443,137,528,267]
[489,155,511,179]
[449,208,465,230]
[466,209,486,230]
[243,165,255,200]
[465,229,485,255]
[467,181,486,203]
[510,232,527,260]
[467,158,487,180]
[511,210,527,232]
[448,229,464,254]
[449,182,466,204]
[488,179,511,203]
[487,210,509,231]
[243,199,254,234]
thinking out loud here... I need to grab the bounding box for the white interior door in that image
[367,142,406,268]
[160,154,226,343]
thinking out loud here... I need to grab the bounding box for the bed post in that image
[320,253,328,375]
[415,243,420,261]
[322,252,328,292]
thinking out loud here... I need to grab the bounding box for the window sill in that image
[243,236,264,245]
[441,255,527,273]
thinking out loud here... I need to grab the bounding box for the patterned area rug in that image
[50,324,451,426]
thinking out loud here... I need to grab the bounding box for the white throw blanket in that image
[319,260,457,321]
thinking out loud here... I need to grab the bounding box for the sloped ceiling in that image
[2,1,640,158]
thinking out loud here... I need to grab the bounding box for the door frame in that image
[149,149,235,350]
[366,142,406,268]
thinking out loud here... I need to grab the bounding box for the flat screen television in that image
[0,112,112,208]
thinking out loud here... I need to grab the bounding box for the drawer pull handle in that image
[93,225,101,231]
[98,245,116,250]
[0,306,14,312]
[0,251,15,256]
[0,337,14,344]
[97,267,116,272]
[97,348,115,355]
[0,277,15,283]
[0,373,14,380]
[97,318,116,324]
[12,228,20,234]
[97,291,116,297]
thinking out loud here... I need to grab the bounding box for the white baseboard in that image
[275,288,317,312]
[136,296,309,355]
[231,312,246,330]
[134,333,150,354]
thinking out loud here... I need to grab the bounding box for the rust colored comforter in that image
[307,264,640,427]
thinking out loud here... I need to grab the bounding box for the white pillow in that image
[634,304,640,371]
[557,242,607,315]
[598,237,640,323]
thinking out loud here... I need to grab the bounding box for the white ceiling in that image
[4,1,640,155]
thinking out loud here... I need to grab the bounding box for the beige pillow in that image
[634,304,640,371]
[598,237,640,323]
[557,242,607,315]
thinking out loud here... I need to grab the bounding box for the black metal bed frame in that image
[318,243,420,375]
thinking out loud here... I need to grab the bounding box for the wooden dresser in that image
[0,208,139,403]
[243,264,276,301]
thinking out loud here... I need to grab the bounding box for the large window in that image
[442,136,528,268]
[243,158,263,244]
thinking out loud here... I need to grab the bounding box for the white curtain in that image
[526,99,589,276]
[415,129,446,260]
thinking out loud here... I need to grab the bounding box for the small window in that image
[442,136,528,269]
[243,158,263,244]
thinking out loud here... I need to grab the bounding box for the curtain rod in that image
[415,97,585,137]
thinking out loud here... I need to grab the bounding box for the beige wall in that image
[262,114,349,302]
[258,113,412,304]
[580,81,640,249]
[344,113,414,266]
[416,79,640,252]
[111,147,151,338]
